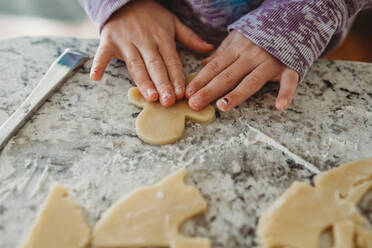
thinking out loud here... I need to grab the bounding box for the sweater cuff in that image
[78,0,131,32]
[228,0,348,80]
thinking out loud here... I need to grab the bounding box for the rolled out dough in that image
[21,184,91,248]
[257,158,372,248]
[128,73,215,145]
[92,169,211,248]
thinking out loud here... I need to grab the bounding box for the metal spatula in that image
[0,48,88,151]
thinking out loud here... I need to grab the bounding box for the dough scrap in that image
[257,158,372,248]
[21,184,91,248]
[128,73,215,145]
[93,169,211,248]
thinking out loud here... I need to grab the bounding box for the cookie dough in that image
[21,184,91,248]
[128,73,215,145]
[93,169,211,248]
[257,158,372,248]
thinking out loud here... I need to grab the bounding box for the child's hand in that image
[90,0,213,107]
[186,30,299,111]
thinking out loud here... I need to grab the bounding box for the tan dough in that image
[128,73,215,145]
[257,158,372,248]
[21,184,91,248]
[93,169,211,248]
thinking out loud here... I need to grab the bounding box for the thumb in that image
[175,18,213,54]
[275,68,299,110]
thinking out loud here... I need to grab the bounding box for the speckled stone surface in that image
[0,37,371,248]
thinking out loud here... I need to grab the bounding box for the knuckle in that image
[198,90,211,101]
[127,59,145,71]
[136,26,149,38]
[160,85,174,95]
[165,58,182,68]
[250,46,265,58]
[220,70,234,83]
[205,60,220,74]
[235,42,249,54]
[174,81,185,91]
[249,73,261,85]
[135,32,155,47]
[155,79,171,89]
[228,91,244,104]
[141,39,156,50]
[137,80,153,88]
[217,45,226,55]
[157,29,172,40]
[147,59,164,69]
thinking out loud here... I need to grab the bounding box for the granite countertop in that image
[0,37,371,247]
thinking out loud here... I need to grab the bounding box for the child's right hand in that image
[90,0,214,107]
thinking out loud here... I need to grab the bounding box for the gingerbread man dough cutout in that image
[128,73,215,145]
[257,158,372,248]
[92,169,211,248]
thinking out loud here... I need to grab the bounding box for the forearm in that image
[228,0,372,80]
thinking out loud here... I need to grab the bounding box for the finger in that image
[91,43,114,81]
[175,18,214,54]
[188,57,254,110]
[202,50,217,65]
[272,73,281,82]
[186,47,239,99]
[158,39,185,100]
[121,43,159,102]
[216,62,281,111]
[275,68,299,110]
[140,43,176,107]
[202,33,234,64]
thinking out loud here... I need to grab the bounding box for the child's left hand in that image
[185,30,299,111]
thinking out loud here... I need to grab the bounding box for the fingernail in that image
[175,85,184,97]
[90,68,99,78]
[221,97,229,105]
[186,87,195,98]
[189,95,201,109]
[147,88,157,98]
[217,98,229,111]
[91,68,99,75]
[277,98,288,110]
[161,92,172,102]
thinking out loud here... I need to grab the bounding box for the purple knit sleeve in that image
[78,0,131,32]
[228,0,372,80]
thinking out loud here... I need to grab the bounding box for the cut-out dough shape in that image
[22,184,91,248]
[257,158,372,248]
[128,73,215,145]
[93,169,211,248]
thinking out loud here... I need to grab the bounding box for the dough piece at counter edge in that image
[21,184,91,248]
[257,158,372,248]
[128,73,215,145]
[93,169,211,248]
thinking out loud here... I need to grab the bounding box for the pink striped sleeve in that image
[78,0,131,32]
